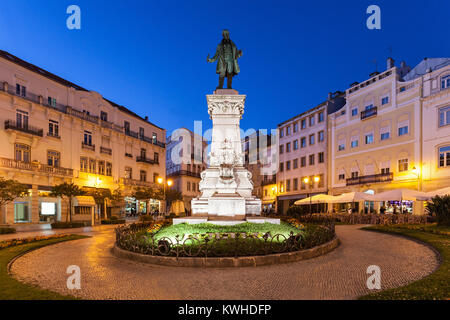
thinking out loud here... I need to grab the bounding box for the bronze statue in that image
[207,29,242,90]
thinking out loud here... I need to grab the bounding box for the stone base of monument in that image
[172,216,280,226]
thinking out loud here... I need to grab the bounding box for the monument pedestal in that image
[174,89,278,225]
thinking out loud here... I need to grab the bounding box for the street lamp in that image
[412,166,420,191]
[304,176,320,216]
[157,177,173,215]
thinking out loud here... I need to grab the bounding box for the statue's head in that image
[222,29,230,40]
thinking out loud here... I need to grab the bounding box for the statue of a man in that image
[207,29,242,90]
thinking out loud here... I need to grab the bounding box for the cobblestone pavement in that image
[10,225,439,300]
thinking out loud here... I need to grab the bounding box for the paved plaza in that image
[9,225,439,300]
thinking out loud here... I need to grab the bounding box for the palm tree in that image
[0,178,28,223]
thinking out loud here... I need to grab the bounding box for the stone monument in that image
[174,30,279,225]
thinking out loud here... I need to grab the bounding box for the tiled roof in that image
[403,57,450,81]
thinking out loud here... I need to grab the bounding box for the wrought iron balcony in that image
[4,120,43,137]
[346,172,393,186]
[136,156,158,165]
[81,142,95,151]
[100,146,112,155]
[0,157,73,176]
[120,177,156,188]
[360,106,378,120]
[168,170,201,178]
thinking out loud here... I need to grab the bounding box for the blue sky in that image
[0,0,449,136]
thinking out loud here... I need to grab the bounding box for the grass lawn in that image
[360,224,450,300]
[0,234,88,300]
[153,222,301,241]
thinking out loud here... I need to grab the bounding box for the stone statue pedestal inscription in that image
[186,89,265,224]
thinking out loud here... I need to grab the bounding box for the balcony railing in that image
[346,172,393,186]
[66,106,99,124]
[100,146,112,155]
[136,156,158,165]
[168,170,201,178]
[0,157,73,176]
[120,178,155,188]
[360,106,378,120]
[47,132,61,139]
[4,120,43,137]
[81,143,95,151]
[125,130,166,148]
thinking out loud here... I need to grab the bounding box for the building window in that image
[140,148,146,158]
[125,167,132,179]
[309,116,315,126]
[351,108,358,116]
[47,150,60,167]
[300,137,306,148]
[80,157,88,172]
[286,179,291,192]
[16,84,26,97]
[365,133,374,144]
[187,181,191,191]
[309,154,315,165]
[153,173,158,183]
[89,158,96,173]
[338,143,345,151]
[48,120,59,137]
[351,171,359,178]
[47,97,56,107]
[438,106,450,127]
[381,132,390,140]
[318,152,324,163]
[301,119,306,129]
[318,174,324,187]
[286,126,291,136]
[338,173,345,180]
[318,111,324,122]
[279,162,284,172]
[279,128,284,138]
[16,110,29,129]
[438,146,450,167]
[398,158,409,172]
[84,131,92,146]
[309,134,315,145]
[106,162,112,176]
[154,152,159,164]
[301,178,306,190]
[293,122,298,132]
[140,170,147,182]
[398,126,409,136]
[74,206,91,215]
[15,143,30,162]
[301,156,306,167]
[318,131,324,142]
[381,167,390,174]
[293,158,298,169]
[293,139,298,150]
[351,139,358,148]
[286,142,291,153]
[124,121,130,134]
[286,161,291,171]
[279,145,284,154]
[98,161,105,175]
[139,127,145,139]
[293,178,298,191]
[100,111,108,121]
[441,75,450,89]
[381,96,389,105]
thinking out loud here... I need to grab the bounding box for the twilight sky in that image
[0,0,449,136]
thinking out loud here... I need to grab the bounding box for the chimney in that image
[144,116,149,121]
[386,57,395,70]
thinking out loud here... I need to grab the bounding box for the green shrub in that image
[51,222,85,229]
[101,219,126,225]
[286,205,309,218]
[0,227,16,234]
[426,195,450,226]
[110,215,119,221]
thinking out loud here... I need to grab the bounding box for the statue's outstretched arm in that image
[207,46,220,63]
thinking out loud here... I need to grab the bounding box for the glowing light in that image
[303,177,309,184]
[167,180,173,187]
[314,176,320,183]
[157,177,163,184]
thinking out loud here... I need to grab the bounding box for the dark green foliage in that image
[426,195,450,226]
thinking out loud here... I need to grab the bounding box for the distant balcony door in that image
[141,148,146,159]
[15,143,30,163]
[124,121,130,134]
[139,127,144,139]
[16,110,28,129]
[47,150,60,167]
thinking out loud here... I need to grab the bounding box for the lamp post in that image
[157,177,173,215]
[304,176,320,216]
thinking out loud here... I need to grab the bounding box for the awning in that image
[73,196,96,206]
[278,194,307,201]
[372,189,430,202]
[294,194,336,205]
[330,192,375,203]
[423,186,450,198]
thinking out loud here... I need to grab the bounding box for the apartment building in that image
[277,93,345,214]
[166,128,207,213]
[0,50,166,226]
[329,57,450,214]
[242,130,277,212]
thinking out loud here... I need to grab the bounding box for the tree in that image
[51,182,85,222]
[426,195,450,226]
[87,188,112,219]
[0,178,28,220]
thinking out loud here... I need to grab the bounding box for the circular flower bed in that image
[115,219,335,258]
